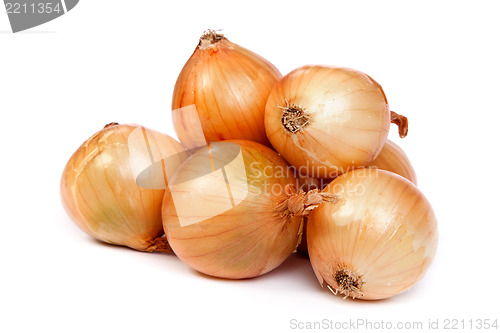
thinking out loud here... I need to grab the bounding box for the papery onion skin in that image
[296,218,310,256]
[61,123,188,252]
[367,140,417,184]
[265,65,395,179]
[308,169,438,300]
[295,175,331,256]
[162,140,302,279]
[172,30,282,147]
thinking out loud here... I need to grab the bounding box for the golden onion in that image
[265,65,408,178]
[308,169,438,300]
[61,123,188,252]
[172,30,282,147]
[162,139,334,279]
[368,140,417,184]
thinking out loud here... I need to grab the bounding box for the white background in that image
[1,1,499,332]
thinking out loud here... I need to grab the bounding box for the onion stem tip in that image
[104,122,119,128]
[198,29,225,49]
[390,111,409,138]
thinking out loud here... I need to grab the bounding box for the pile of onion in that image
[60,29,438,302]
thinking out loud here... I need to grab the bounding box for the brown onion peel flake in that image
[144,237,172,253]
[275,186,339,219]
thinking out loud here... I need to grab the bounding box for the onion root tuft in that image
[279,101,311,133]
[325,264,365,300]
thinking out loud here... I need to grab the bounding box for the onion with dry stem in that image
[162,140,334,279]
[61,123,188,252]
[265,65,408,178]
[172,30,282,147]
[308,169,438,300]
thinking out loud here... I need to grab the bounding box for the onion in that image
[264,65,408,178]
[308,169,438,300]
[367,140,417,184]
[61,123,188,252]
[172,30,282,147]
[162,140,335,279]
